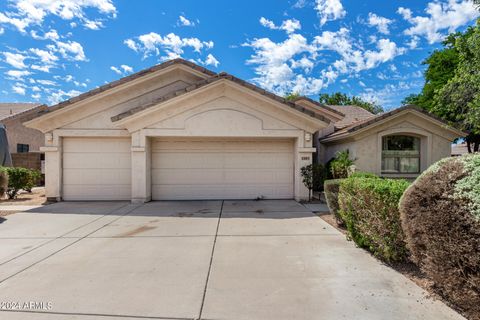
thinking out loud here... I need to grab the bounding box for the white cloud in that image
[52,40,86,61]
[124,32,215,61]
[111,64,134,75]
[315,0,346,26]
[367,13,393,34]
[36,79,57,86]
[178,15,195,27]
[0,0,116,32]
[398,0,480,44]
[12,83,26,95]
[124,39,138,52]
[30,29,59,41]
[29,48,57,64]
[31,92,41,99]
[110,66,122,75]
[5,69,31,80]
[3,52,27,69]
[120,64,133,73]
[259,17,302,34]
[204,54,219,67]
[244,25,406,96]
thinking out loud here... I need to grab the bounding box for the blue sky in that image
[0,0,478,110]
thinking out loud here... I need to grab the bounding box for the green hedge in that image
[339,176,410,262]
[324,179,343,224]
[0,167,41,199]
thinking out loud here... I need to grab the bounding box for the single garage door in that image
[151,138,294,200]
[62,137,131,200]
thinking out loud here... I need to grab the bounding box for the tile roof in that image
[321,105,465,141]
[325,105,375,129]
[291,96,345,117]
[111,72,331,124]
[0,104,47,122]
[35,58,217,116]
[0,103,41,120]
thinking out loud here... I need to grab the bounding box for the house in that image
[0,103,47,154]
[0,103,48,172]
[24,59,465,202]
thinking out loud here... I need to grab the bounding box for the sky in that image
[0,0,479,110]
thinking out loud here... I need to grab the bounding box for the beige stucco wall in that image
[1,108,47,154]
[321,113,460,178]
[36,71,324,202]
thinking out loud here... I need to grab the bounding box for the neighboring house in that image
[451,142,468,156]
[24,59,465,202]
[0,103,47,154]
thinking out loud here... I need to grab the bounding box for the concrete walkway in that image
[0,200,464,320]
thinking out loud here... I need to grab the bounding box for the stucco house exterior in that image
[0,103,46,154]
[24,59,464,202]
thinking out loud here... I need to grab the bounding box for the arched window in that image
[382,135,420,174]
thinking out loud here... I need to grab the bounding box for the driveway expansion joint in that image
[197,200,223,320]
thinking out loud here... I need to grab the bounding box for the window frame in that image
[381,135,420,174]
[16,143,30,153]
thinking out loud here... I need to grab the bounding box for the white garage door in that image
[151,138,294,200]
[62,137,131,200]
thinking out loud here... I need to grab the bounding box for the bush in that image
[348,171,378,179]
[25,169,41,192]
[0,170,8,198]
[312,163,327,192]
[330,150,355,179]
[324,179,343,224]
[399,154,480,318]
[2,167,34,199]
[339,176,410,262]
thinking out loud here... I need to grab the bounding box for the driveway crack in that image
[197,200,223,320]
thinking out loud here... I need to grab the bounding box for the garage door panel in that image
[152,184,293,200]
[63,168,131,185]
[63,153,131,169]
[63,185,131,201]
[62,138,131,201]
[152,139,294,200]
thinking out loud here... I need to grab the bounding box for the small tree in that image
[0,169,8,199]
[301,164,314,201]
[330,150,355,179]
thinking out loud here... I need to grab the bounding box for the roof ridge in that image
[292,96,345,116]
[0,104,47,122]
[111,72,331,124]
[42,58,217,114]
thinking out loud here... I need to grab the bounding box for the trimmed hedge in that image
[0,170,7,198]
[399,154,480,319]
[0,167,41,199]
[324,179,343,224]
[339,176,410,262]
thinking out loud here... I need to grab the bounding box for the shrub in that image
[25,169,41,192]
[324,179,343,224]
[339,177,410,262]
[301,164,327,200]
[348,171,378,179]
[399,154,480,318]
[2,167,33,199]
[312,163,327,192]
[0,169,8,198]
[330,150,355,179]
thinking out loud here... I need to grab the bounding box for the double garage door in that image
[62,137,294,201]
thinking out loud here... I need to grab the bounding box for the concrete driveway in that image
[0,200,463,320]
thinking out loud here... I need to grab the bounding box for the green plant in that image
[301,164,314,201]
[330,150,355,179]
[339,176,410,262]
[0,169,8,198]
[324,179,343,225]
[25,169,41,192]
[348,171,378,179]
[2,167,33,199]
[399,154,480,318]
